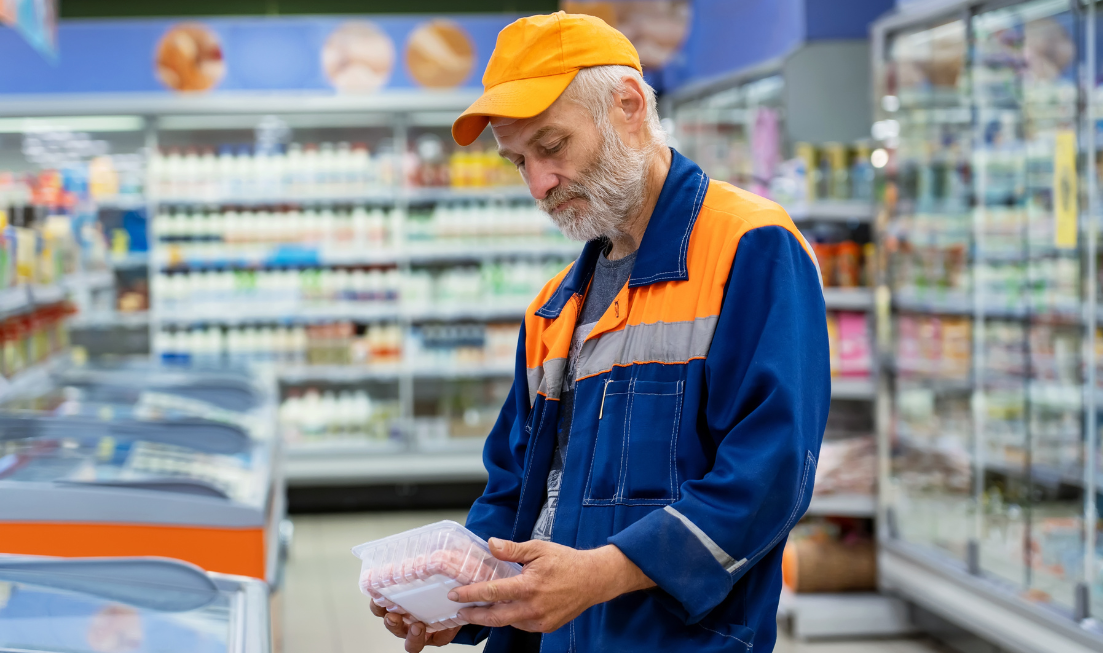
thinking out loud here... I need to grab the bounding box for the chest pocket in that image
[583,379,684,506]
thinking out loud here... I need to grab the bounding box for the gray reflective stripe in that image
[574,316,718,381]
[526,366,543,406]
[542,358,567,400]
[795,230,824,292]
[664,505,746,574]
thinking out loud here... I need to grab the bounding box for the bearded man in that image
[372,12,830,653]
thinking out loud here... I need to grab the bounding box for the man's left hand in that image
[448,538,655,633]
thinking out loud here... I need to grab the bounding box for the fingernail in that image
[488,537,501,547]
[411,624,423,636]
[447,590,459,601]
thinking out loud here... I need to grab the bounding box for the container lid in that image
[0,557,244,653]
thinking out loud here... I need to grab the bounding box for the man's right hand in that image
[369,601,461,652]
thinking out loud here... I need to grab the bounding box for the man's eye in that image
[544,141,565,154]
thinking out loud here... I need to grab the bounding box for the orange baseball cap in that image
[451,12,642,146]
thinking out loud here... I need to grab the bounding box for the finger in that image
[426,626,460,646]
[448,575,528,604]
[404,622,426,653]
[456,602,531,629]
[384,613,409,639]
[369,602,387,618]
[488,537,544,564]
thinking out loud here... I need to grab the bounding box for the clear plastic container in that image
[352,520,522,632]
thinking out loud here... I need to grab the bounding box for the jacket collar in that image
[536,148,709,319]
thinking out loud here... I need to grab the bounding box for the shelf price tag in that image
[1053,129,1077,249]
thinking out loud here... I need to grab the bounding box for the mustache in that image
[537,182,591,213]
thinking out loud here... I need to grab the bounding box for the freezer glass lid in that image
[0,559,238,653]
[2,386,266,440]
[0,433,265,505]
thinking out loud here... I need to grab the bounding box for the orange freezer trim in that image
[0,522,267,580]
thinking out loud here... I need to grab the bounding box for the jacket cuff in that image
[607,505,736,623]
[451,624,490,646]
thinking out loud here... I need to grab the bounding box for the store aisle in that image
[283,512,948,653]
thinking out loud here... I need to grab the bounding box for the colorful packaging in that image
[837,311,871,377]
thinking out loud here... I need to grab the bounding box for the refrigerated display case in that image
[670,38,905,641]
[0,366,284,585]
[0,556,270,653]
[873,1,1103,650]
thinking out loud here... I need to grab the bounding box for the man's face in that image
[492,90,651,242]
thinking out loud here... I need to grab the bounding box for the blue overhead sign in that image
[0,15,513,96]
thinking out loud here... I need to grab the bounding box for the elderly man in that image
[372,12,829,653]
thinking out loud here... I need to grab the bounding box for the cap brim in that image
[452,69,580,146]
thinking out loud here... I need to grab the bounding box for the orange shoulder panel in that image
[523,260,576,369]
[627,180,813,327]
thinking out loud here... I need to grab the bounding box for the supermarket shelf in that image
[64,270,114,292]
[404,240,580,262]
[404,301,532,323]
[155,301,530,325]
[0,286,31,318]
[0,282,73,320]
[94,196,146,211]
[152,190,398,206]
[831,377,875,400]
[785,201,874,223]
[406,186,535,203]
[777,588,913,639]
[284,449,488,486]
[894,291,1082,321]
[156,241,581,269]
[879,540,1102,653]
[111,252,150,269]
[278,361,514,384]
[155,304,402,326]
[0,350,71,403]
[805,493,876,517]
[29,284,66,305]
[822,287,873,311]
[71,311,150,329]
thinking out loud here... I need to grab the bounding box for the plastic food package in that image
[352,520,522,632]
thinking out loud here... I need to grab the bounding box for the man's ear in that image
[615,75,649,142]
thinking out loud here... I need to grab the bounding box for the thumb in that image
[488,537,543,564]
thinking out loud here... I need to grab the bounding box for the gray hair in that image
[563,65,666,148]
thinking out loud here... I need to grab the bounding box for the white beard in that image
[538,120,653,243]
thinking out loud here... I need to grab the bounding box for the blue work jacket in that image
[455,150,830,652]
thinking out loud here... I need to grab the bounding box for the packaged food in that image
[352,520,522,632]
[834,241,862,288]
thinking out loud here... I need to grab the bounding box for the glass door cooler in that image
[873,0,1103,649]
[0,556,270,653]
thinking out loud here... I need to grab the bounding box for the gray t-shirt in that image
[531,248,637,542]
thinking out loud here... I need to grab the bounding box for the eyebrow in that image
[497,125,567,159]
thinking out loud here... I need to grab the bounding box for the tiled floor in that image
[282,511,949,653]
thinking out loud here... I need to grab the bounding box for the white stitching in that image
[511,401,552,541]
[697,624,753,648]
[616,377,634,502]
[583,379,612,501]
[742,451,816,567]
[669,380,683,499]
[631,171,708,285]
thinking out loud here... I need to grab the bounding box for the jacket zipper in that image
[599,379,610,419]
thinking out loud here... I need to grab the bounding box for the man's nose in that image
[525,160,559,201]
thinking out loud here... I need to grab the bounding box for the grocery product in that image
[352,520,522,632]
[837,312,871,378]
[782,536,876,593]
